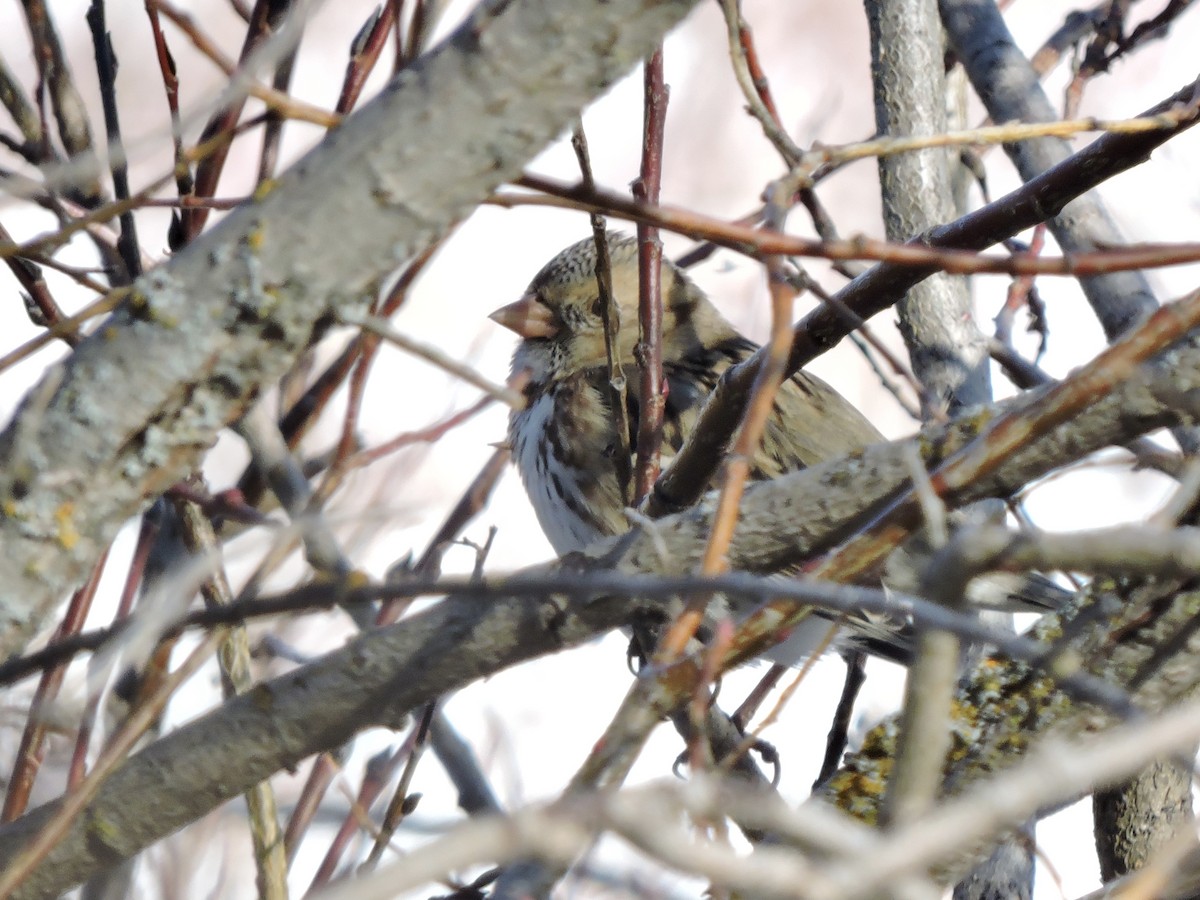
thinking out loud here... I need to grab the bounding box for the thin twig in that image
[337,310,524,408]
[143,1,194,205]
[171,481,288,899]
[572,126,632,504]
[337,5,397,116]
[0,631,222,899]
[150,0,337,129]
[718,0,801,166]
[632,49,668,504]
[363,701,437,870]
[513,174,1200,279]
[1,552,107,822]
[85,1,141,281]
[655,202,797,661]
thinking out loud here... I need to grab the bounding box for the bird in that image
[490,233,1068,662]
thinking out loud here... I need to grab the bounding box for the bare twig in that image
[655,242,796,661]
[1,553,107,823]
[0,631,222,899]
[718,0,801,166]
[337,310,524,408]
[85,1,140,281]
[515,174,1200,279]
[632,49,668,504]
[572,128,631,504]
[171,483,287,900]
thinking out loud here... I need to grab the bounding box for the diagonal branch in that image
[0,0,704,658]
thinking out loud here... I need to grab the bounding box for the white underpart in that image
[512,392,861,667]
[510,391,607,555]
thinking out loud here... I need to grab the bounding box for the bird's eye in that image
[590,296,605,317]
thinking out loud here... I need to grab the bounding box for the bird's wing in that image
[642,334,884,481]
[761,370,884,476]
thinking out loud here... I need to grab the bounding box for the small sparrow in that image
[492,233,881,553]
[491,234,1066,661]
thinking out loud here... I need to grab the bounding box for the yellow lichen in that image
[87,814,123,848]
[245,225,265,251]
[252,179,278,202]
[55,502,79,550]
[344,569,372,590]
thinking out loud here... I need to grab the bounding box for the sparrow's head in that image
[490,233,734,381]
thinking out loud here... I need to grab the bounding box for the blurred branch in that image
[941,0,1163,341]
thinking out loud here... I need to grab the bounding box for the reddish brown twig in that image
[655,254,797,662]
[632,49,669,504]
[2,552,108,822]
[996,226,1049,362]
[644,78,1200,518]
[719,0,800,166]
[283,445,511,848]
[236,243,439,508]
[67,513,161,789]
[363,702,437,869]
[410,446,512,578]
[0,220,76,346]
[1070,0,1193,114]
[283,752,338,862]
[144,1,194,203]
[745,283,1200,658]
[515,174,1200,279]
[337,5,397,116]
[306,738,410,891]
[1,114,263,265]
[346,395,496,472]
[0,631,222,898]
[153,0,334,242]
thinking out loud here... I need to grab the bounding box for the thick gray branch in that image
[0,0,702,657]
[865,8,1019,894]
[1093,756,1197,880]
[940,0,1159,340]
[940,0,1198,868]
[866,0,990,413]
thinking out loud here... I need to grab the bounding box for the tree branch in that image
[0,0,703,657]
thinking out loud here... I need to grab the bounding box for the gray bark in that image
[867,0,990,414]
[866,3,1026,894]
[952,833,1033,900]
[939,0,1159,341]
[1093,756,1197,881]
[939,0,1197,875]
